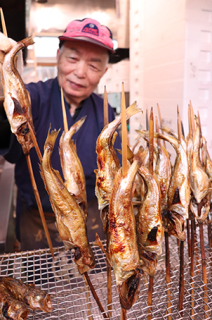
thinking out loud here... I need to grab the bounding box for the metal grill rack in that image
[0,224,212,319]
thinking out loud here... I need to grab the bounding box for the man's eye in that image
[69,57,77,62]
[90,64,98,70]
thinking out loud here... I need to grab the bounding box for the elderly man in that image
[0,18,121,251]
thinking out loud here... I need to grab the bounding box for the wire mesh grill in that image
[0,224,212,319]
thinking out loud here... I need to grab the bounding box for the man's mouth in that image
[69,80,85,89]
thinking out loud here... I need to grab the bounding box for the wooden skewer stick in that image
[60,88,109,318]
[156,116,171,319]
[84,272,109,319]
[103,86,112,318]
[0,7,8,37]
[83,274,94,320]
[190,215,195,319]
[121,82,128,177]
[26,154,54,259]
[60,87,68,133]
[147,107,154,320]
[120,82,128,320]
[188,104,195,318]
[197,112,209,318]
[199,218,209,318]
[177,106,184,318]
[189,102,201,275]
[157,103,166,148]
[104,86,109,127]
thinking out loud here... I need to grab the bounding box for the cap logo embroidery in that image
[82,23,99,36]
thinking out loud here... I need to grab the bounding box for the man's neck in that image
[69,103,78,116]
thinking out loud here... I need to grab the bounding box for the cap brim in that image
[58,35,115,53]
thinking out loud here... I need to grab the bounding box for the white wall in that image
[129,0,212,157]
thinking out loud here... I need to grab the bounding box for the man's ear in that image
[103,66,108,75]
[56,48,60,63]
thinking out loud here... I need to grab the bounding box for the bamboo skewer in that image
[121,82,128,177]
[189,102,201,274]
[177,106,184,317]
[188,103,195,319]
[197,113,209,319]
[103,86,112,318]
[157,103,166,148]
[147,107,154,320]
[120,82,128,320]
[25,154,54,259]
[156,116,171,319]
[83,274,94,320]
[190,216,195,319]
[60,88,109,319]
[60,87,68,133]
[0,7,8,37]
[104,86,109,127]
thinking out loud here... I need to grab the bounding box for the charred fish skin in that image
[108,160,141,309]
[155,145,171,212]
[41,128,95,274]
[0,283,29,320]
[137,166,163,255]
[136,166,163,276]
[0,277,52,313]
[1,37,35,155]
[95,101,142,211]
[59,116,87,215]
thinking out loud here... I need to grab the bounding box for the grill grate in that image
[0,224,212,319]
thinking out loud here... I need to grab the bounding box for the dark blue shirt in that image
[3,77,121,215]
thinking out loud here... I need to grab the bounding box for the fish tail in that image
[69,115,87,137]
[44,126,60,150]
[126,101,142,120]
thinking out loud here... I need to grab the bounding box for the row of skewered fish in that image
[95,102,212,310]
[0,277,52,320]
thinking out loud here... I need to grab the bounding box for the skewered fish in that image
[136,166,164,276]
[189,124,211,222]
[0,283,29,320]
[0,277,52,313]
[153,132,190,241]
[0,37,35,155]
[59,116,87,214]
[40,128,95,274]
[108,160,141,310]
[95,102,142,212]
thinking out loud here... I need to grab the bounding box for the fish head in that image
[26,285,53,312]
[118,269,142,310]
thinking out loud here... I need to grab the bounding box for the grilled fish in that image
[108,160,141,310]
[136,129,171,211]
[136,166,163,276]
[0,283,29,320]
[0,277,52,313]
[154,132,190,241]
[40,128,95,274]
[59,116,87,215]
[95,102,142,212]
[1,37,35,155]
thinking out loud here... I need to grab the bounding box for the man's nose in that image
[74,61,86,78]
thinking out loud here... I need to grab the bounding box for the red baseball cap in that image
[59,18,114,53]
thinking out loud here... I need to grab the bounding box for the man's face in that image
[57,40,109,106]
